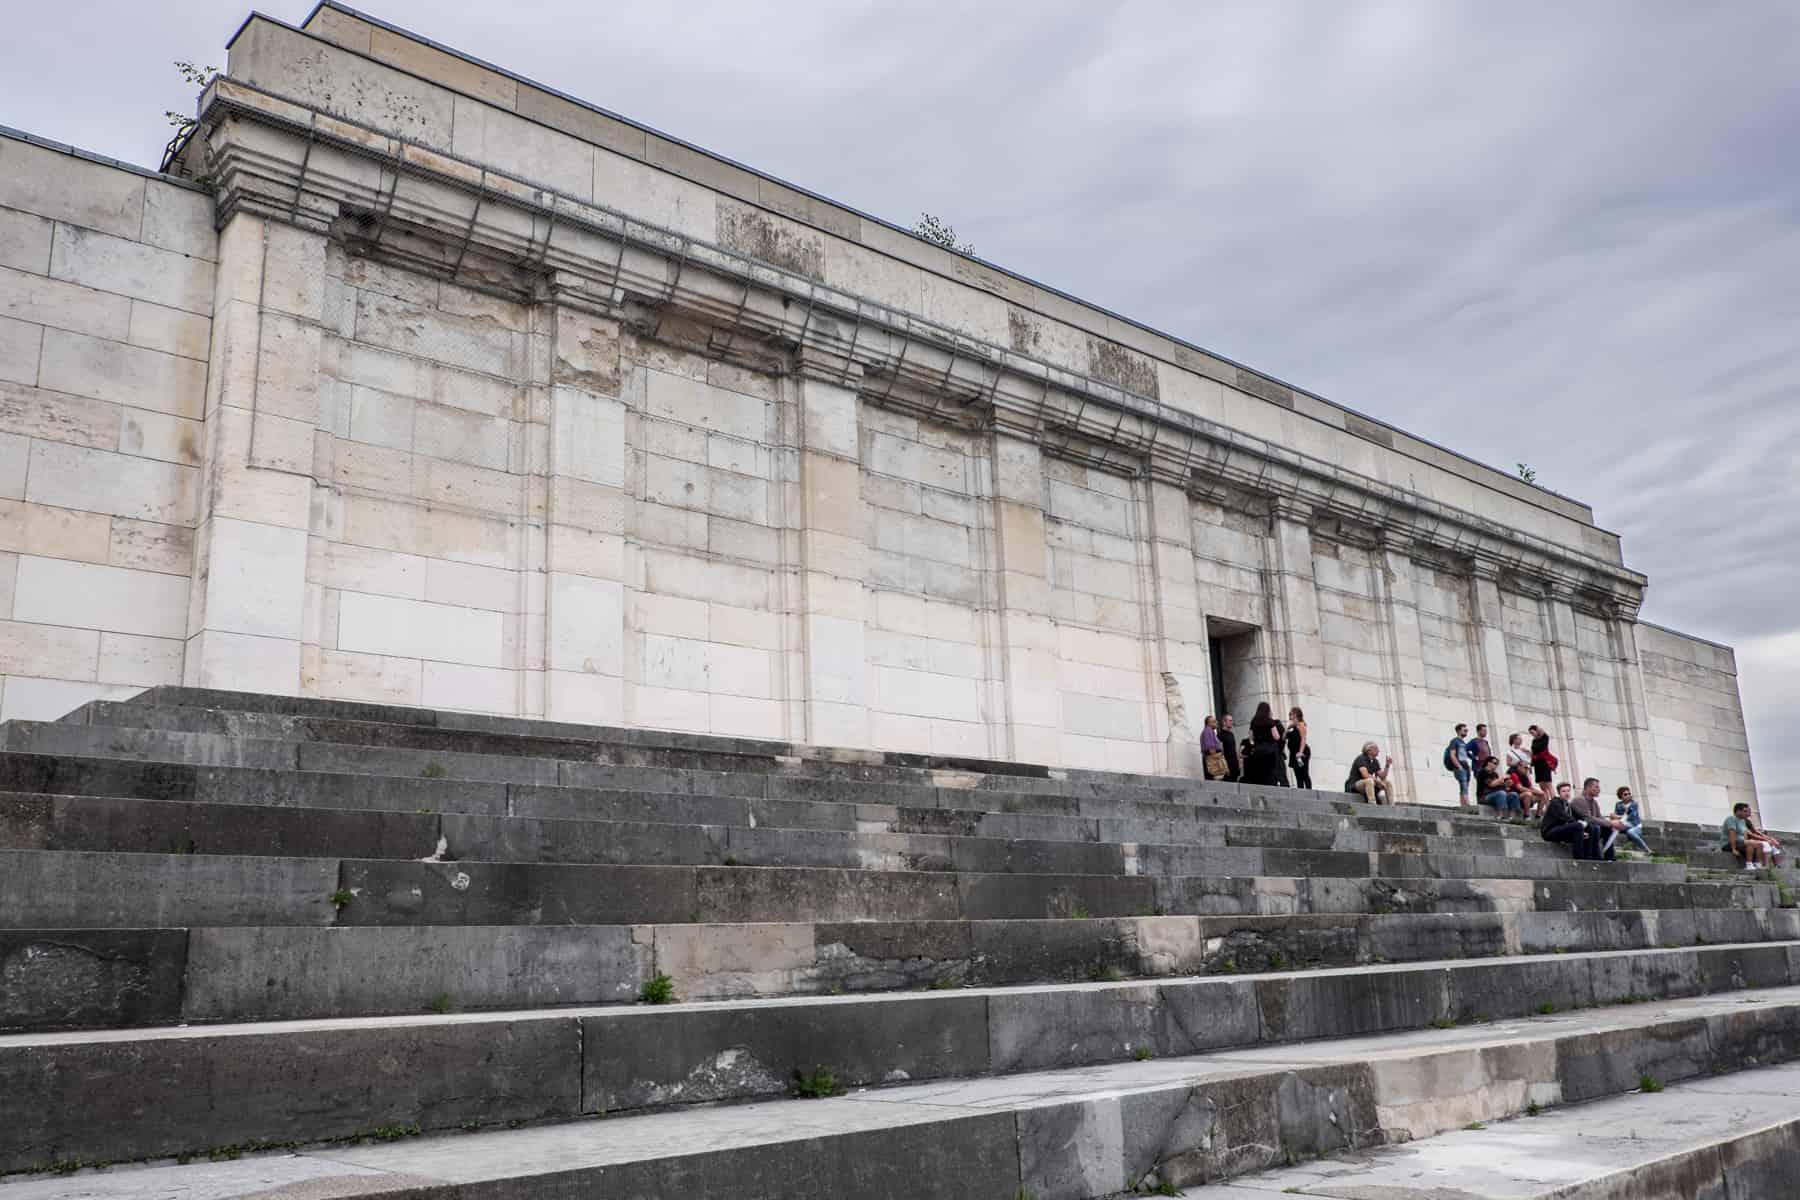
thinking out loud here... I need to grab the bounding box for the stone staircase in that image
[3,688,1797,1196]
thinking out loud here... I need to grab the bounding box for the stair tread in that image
[11,984,1800,1197]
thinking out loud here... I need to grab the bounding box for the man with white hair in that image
[1345,741,1391,805]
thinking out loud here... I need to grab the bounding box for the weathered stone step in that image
[1203,1060,1800,1197]
[0,793,1619,879]
[8,977,1800,1188]
[0,752,1544,859]
[10,907,1796,1033]
[1,845,1722,933]
[87,691,1798,844]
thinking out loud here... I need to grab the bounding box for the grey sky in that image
[5,1,1795,820]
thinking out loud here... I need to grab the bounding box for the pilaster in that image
[1266,498,1328,731]
[793,352,868,747]
[1606,608,1659,816]
[1542,588,1590,786]
[542,296,627,723]
[1374,532,1428,804]
[989,431,1059,764]
[1466,559,1519,754]
[1145,479,1208,774]
[185,213,321,693]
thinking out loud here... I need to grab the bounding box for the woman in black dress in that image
[1286,706,1312,789]
[1529,724,1556,792]
[1244,702,1290,787]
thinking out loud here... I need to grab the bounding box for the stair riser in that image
[7,949,1799,1177]
[10,909,1798,1032]
[0,795,1631,878]
[0,751,1563,852]
[5,849,1755,932]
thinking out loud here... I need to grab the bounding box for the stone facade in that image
[0,3,1759,824]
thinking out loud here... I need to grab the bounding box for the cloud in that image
[3,0,1792,818]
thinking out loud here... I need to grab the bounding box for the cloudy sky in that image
[5,1,1795,820]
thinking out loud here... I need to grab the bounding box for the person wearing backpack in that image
[1444,723,1473,807]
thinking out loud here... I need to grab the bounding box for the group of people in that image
[1443,722,1563,817]
[1198,703,1312,788]
[1194,708,1782,876]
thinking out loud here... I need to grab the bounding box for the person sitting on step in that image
[1345,741,1391,805]
[1572,777,1626,860]
[1541,781,1603,860]
[1475,756,1522,818]
[1612,786,1651,854]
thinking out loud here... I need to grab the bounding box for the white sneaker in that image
[1745,862,1760,871]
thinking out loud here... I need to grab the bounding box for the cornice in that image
[193,77,1650,609]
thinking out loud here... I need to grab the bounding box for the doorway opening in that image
[1207,617,1264,727]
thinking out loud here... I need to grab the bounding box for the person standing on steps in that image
[1529,724,1558,796]
[1287,706,1312,789]
[1445,723,1474,807]
[1468,724,1493,776]
[1541,781,1601,860]
[1200,715,1229,781]
[1219,713,1241,783]
[1345,741,1392,805]
[1244,702,1289,787]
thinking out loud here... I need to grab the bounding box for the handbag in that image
[1203,751,1228,780]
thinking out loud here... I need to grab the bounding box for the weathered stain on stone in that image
[1087,336,1160,398]
[2,942,146,1028]
[1344,411,1397,448]
[1234,366,1294,408]
[716,199,825,281]
[1008,308,1044,354]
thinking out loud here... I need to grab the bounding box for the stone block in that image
[186,628,302,693]
[48,223,211,315]
[582,992,986,1110]
[183,925,648,1021]
[24,438,196,523]
[0,928,188,1033]
[0,264,133,341]
[0,137,144,238]
[13,555,187,639]
[337,589,506,668]
[0,208,53,274]
[0,1015,580,1172]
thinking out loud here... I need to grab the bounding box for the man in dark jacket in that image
[1220,713,1241,783]
[1541,781,1603,860]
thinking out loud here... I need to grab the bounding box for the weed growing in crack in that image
[1133,1047,1154,1061]
[639,973,674,1005]
[792,1066,843,1098]
[328,888,354,911]
[420,761,448,779]
[429,992,454,1014]
[1639,1073,1664,1093]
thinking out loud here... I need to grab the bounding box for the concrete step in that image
[3,847,1743,933]
[0,751,1556,859]
[8,980,1800,1190]
[1200,1060,1800,1196]
[0,793,1658,881]
[10,907,1797,1032]
[81,691,1800,845]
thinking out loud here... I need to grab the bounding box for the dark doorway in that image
[1206,618,1264,728]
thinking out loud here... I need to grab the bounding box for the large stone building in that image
[0,2,1758,823]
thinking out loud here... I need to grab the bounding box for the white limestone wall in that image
[1639,624,1758,825]
[1313,540,1402,787]
[623,343,787,739]
[1039,461,1155,771]
[861,404,998,758]
[305,246,540,712]
[0,136,212,720]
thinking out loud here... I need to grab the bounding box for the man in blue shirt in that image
[1445,723,1473,807]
